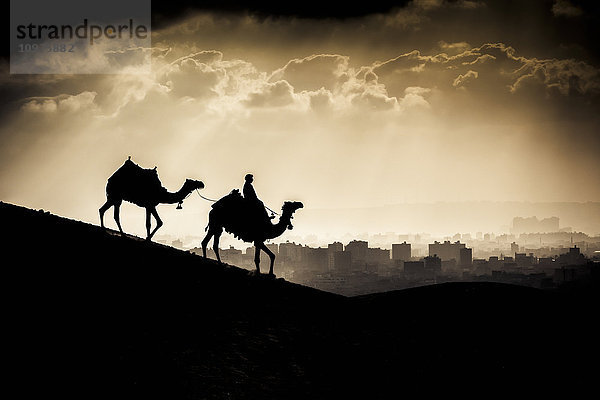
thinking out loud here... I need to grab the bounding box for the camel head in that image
[184,179,205,192]
[281,201,303,230]
[175,179,205,209]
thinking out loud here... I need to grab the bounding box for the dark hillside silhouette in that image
[99,157,204,240]
[1,201,597,399]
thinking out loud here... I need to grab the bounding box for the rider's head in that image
[245,174,254,183]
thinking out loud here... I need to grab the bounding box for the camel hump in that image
[111,159,162,185]
[209,189,273,243]
[212,189,243,209]
[107,158,167,201]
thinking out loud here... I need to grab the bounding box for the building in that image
[511,242,519,256]
[473,259,490,276]
[538,257,554,267]
[367,247,390,264]
[511,216,559,234]
[345,240,368,263]
[557,246,586,266]
[279,241,306,263]
[265,243,279,256]
[328,242,343,253]
[515,253,535,267]
[392,242,411,261]
[459,247,472,268]
[441,259,457,272]
[333,251,351,272]
[220,246,243,265]
[307,247,328,272]
[328,242,344,270]
[488,256,501,270]
[404,261,425,279]
[424,254,442,276]
[429,241,466,262]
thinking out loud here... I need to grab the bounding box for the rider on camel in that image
[243,174,274,221]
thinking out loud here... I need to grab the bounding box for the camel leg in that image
[254,242,262,274]
[145,208,152,239]
[202,228,218,258]
[258,242,276,276]
[147,207,163,241]
[113,202,124,234]
[99,200,112,229]
[201,231,213,258]
[213,231,222,263]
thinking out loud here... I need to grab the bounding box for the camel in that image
[99,157,204,241]
[201,189,303,276]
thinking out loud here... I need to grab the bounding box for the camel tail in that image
[205,224,208,232]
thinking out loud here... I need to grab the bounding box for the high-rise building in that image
[459,247,472,267]
[511,216,559,234]
[279,241,306,262]
[345,240,368,262]
[333,251,351,272]
[307,247,328,271]
[328,242,343,253]
[392,242,411,261]
[428,241,466,261]
[515,252,535,267]
[511,242,519,256]
[328,242,344,270]
[367,248,390,264]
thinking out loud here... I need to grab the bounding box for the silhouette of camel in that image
[201,189,303,275]
[99,157,204,241]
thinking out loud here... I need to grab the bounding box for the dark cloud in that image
[552,0,583,17]
[151,0,413,27]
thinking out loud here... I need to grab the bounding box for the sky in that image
[1,0,599,241]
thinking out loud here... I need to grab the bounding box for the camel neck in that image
[161,185,191,204]
[266,212,292,240]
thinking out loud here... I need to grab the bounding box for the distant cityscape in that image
[156,216,600,296]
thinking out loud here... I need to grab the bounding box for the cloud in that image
[162,57,224,99]
[350,86,398,111]
[306,87,334,113]
[21,91,98,113]
[413,0,485,11]
[509,58,600,96]
[462,54,496,65]
[243,80,298,108]
[143,43,600,120]
[369,42,600,99]
[551,0,583,17]
[453,70,479,87]
[439,41,472,54]
[270,54,350,92]
[399,87,431,108]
